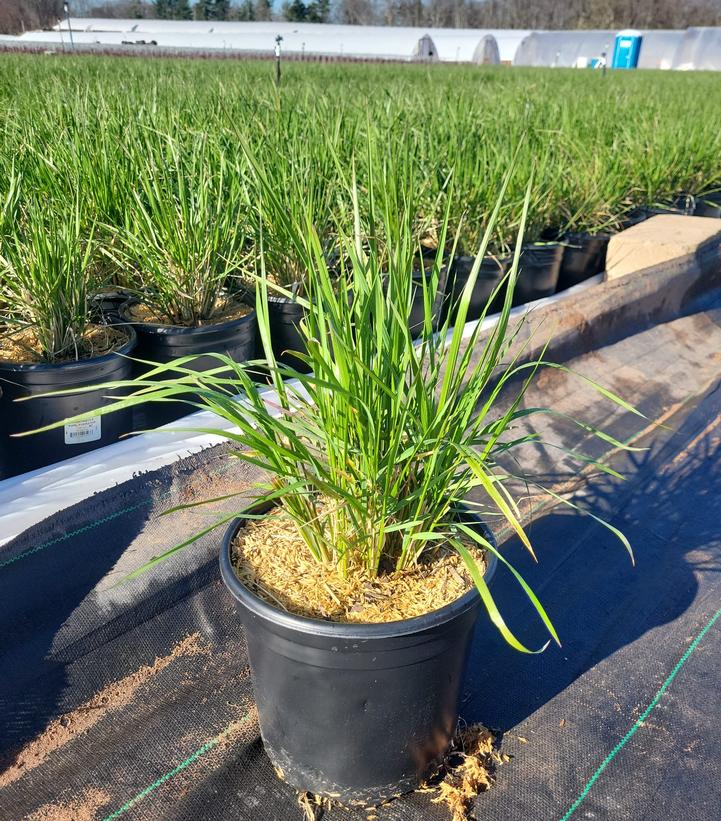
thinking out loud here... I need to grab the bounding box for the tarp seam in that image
[558,605,721,821]
[101,710,254,821]
[0,500,152,570]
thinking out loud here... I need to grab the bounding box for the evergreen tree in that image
[307,0,329,21]
[175,0,193,18]
[283,0,307,20]
[232,0,256,20]
[194,0,212,18]
[157,0,195,18]
[195,0,229,19]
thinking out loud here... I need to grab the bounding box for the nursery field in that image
[3,53,721,470]
[2,56,721,362]
[2,55,721,254]
[3,53,721,821]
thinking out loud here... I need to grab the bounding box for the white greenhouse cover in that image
[474,34,500,65]
[672,27,721,70]
[514,28,691,70]
[7,21,721,69]
[637,30,686,69]
[514,30,616,67]
[21,28,438,60]
[49,19,528,63]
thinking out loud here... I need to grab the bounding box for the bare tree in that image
[337,0,377,24]
[0,0,62,34]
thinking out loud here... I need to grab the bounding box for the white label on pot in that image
[64,418,101,445]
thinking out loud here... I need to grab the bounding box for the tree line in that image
[3,0,721,34]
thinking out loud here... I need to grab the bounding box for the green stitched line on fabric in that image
[0,500,152,570]
[101,713,252,821]
[559,605,721,821]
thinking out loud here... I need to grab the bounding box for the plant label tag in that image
[64,418,101,445]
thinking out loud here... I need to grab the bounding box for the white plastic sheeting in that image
[16,27,419,62]
[21,28,438,60]
[672,27,721,71]
[514,28,693,70]
[9,20,721,69]
[473,35,501,65]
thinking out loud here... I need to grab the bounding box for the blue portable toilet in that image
[612,29,643,69]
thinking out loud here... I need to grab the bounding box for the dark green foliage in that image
[195,0,229,20]
[282,0,308,21]
[307,0,330,22]
[156,0,193,18]
[231,0,256,20]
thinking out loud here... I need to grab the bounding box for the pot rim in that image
[450,254,507,274]
[0,324,137,373]
[220,505,498,640]
[119,299,256,335]
[238,285,307,306]
[561,230,612,244]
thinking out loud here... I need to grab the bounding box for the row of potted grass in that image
[6,59,721,258]
[0,168,717,480]
[0,226,616,478]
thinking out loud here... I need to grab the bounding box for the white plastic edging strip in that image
[0,275,601,546]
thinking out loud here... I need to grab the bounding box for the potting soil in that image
[2,285,721,821]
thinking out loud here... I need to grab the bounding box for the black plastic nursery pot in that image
[441,255,507,324]
[0,327,137,480]
[622,196,695,228]
[407,270,442,337]
[91,289,134,324]
[264,294,310,372]
[693,191,721,218]
[557,232,610,291]
[219,510,497,807]
[512,243,563,306]
[120,304,257,429]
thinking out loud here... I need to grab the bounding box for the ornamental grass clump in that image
[107,132,250,326]
[241,126,341,294]
[34,155,637,649]
[0,198,100,363]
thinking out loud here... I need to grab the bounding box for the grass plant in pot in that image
[34,170,635,808]
[368,153,448,339]
[546,171,620,292]
[441,253,507,325]
[0,199,136,479]
[240,138,338,372]
[451,169,563,313]
[110,135,256,428]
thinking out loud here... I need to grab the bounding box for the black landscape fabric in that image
[2,288,721,821]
